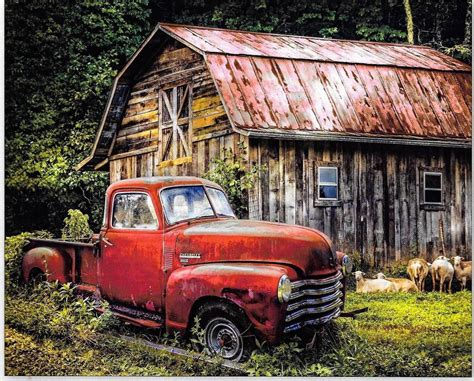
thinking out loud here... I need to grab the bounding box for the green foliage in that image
[5,0,471,236]
[5,281,238,376]
[245,291,472,376]
[5,231,53,293]
[342,292,472,377]
[203,142,267,218]
[442,43,472,63]
[5,280,472,376]
[61,209,93,241]
[5,1,151,235]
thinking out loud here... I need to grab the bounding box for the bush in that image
[5,230,52,293]
[61,209,93,241]
[203,142,266,218]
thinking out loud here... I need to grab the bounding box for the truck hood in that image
[175,219,337,277]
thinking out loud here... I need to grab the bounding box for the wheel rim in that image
[205,317,244,361]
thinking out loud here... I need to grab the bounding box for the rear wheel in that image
[194,301,254,362]
[28,268,46,285]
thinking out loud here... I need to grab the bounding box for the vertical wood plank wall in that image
[249,139,471,265]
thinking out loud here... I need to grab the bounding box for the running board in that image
[96,306,163,329]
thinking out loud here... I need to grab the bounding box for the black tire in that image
[28,268,46,285]
[194,301,254,362]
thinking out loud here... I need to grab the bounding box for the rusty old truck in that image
[22,176,352,361]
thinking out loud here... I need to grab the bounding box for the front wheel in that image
[205,317,244,361]
[195,302,253,362]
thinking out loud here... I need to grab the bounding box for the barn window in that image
[423,172,443,204]
[159,83,192,162]
[318,167,339,200]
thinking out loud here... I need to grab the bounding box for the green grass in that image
[5,289,471,377]
[341,291,472,376]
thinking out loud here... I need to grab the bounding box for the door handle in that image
[102,237,114,247]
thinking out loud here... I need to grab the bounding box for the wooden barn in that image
[79,23,472,266]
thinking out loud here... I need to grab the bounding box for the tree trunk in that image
[464,0,472,46]
[403,0,414,44]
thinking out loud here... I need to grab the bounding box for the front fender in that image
[22,247,71,283]
[165,263,298,343]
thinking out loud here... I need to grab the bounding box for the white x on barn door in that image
[159,83,192,161]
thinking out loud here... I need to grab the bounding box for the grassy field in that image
[5,288,472,377]
[4,235,471,376]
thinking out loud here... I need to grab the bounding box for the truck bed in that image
[26,237,98,286]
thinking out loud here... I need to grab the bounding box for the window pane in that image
[112,193,157,229]
[319,185,338,200]
[425,190,442,203]
[320,168,337,184]
[425,173,441,189]
[207,188,235,217]
[161,186,214,224]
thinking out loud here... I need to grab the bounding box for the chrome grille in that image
[284,271,343,333]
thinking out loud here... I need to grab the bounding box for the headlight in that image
[277,275,292,303]
[342,255,353,276]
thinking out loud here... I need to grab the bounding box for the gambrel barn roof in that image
[79,23,472,170]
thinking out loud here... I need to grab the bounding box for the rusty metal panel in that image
[160,23,471,72]
[206,54,471,140]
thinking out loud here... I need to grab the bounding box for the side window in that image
[423,172,443,204]
[112,193,158,229]
[318,166,339,201]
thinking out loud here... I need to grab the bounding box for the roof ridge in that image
[158,22,434,50]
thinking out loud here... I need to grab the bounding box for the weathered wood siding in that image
[249,139,471,265]
[109,39,237,181]
[104,37,471,266]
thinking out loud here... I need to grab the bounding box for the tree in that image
[5,1,152,235]
[404,0,414,43]
[5,0,471,235]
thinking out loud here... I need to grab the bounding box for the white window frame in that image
[110,191,159,230]
[318,166,339,201]
[423,171,443,205]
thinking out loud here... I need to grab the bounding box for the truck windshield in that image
[161,186,235,225]
[206,187,235,217]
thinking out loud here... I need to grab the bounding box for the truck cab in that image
[22,176,352,361]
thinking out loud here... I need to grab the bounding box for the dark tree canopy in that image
[5,0,471,235]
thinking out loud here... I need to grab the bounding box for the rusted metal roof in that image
[160,23,471,144]
[206,55,471,141]
[78,23,472,170]
[160,23,470,72]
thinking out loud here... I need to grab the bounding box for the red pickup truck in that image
[22,176,352,361]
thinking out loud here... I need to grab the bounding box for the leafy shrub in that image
[384,260,409,278]
[203,142,266,218]
[6,281,120,344]
[5,230,52,293]
[61,209,93,241]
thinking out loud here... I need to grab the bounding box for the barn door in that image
[159,83,192,162]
